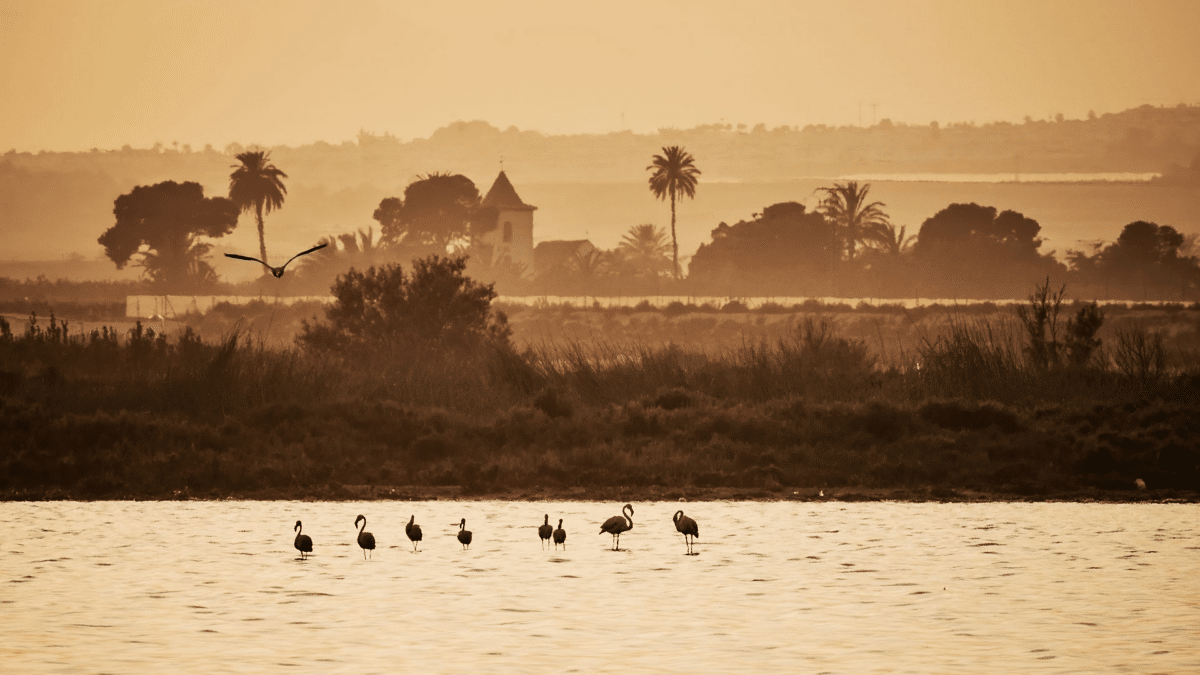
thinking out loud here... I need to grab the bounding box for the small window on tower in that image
[503,221,513,243]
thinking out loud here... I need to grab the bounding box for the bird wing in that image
[280,243,328,269]
[599,515,625,533]
[224,253,269,266]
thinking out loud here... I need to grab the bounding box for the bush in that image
[299,255,511,354]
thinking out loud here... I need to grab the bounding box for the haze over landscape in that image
[4,0,1200,150]
[4,6,1200,672]
[3,0,1200,284]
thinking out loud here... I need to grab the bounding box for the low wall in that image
[125,295,334,319]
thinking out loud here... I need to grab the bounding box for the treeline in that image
[1,265,1198,500]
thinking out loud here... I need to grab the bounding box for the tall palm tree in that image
[229,150,288,272]
[647,146,701,280]
[816,181,890,262]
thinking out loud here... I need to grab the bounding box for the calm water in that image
[2,501,1197,674]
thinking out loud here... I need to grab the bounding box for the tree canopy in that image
[816,181,890,261]
[908,202,1062,295]
[1089,221,1199,296]
[98,180,238,290]
[913,203,1044,259]
[373,173,490,255]
[689,202,837,294]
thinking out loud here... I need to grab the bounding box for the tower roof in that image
[481,171,537,211]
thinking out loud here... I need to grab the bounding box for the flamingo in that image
[599,503,634,550]
[553,519,566,550]
[293,520,313,560]
[355,514,375,559]
[538,514,553,549]
[457,518,473,549]
[406,515,423,552]
[673,510,699,555]
[224,243,327,278]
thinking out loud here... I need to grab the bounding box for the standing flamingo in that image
[355,514,375,559]
[553,518,567,550]
[457,518,473,550]
[538,514,553,549]
[406,515,423,552]
[293,520,313,560]
[673,510,699,555]
[599,503,634,550]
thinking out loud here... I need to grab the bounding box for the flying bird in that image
[406,515,423,552]
[673,510,699,555]
[457,518,473,550]
[599,503,634,550]
[224,243,327,278]
[553,519,566,550]
[293,520,313,560]
[355,514,376,559]
[539,514,553,549]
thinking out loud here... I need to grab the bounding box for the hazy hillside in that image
[2,104,1199,270]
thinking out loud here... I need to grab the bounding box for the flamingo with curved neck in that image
[355,514,375,559]
[599,503,634,550]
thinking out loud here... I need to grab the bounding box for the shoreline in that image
[5,485,1196,504]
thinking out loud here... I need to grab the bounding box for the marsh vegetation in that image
[2,264,1197,501]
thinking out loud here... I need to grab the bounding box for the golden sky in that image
[2,0,1199,151]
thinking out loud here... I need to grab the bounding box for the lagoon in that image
[2,500,1197,673]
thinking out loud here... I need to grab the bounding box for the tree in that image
[911,202,1063,297]
[228,151,287,272]
[1093,221,1199,299]
[688,202,838,295]
[298,255,510,353]
[816,181,890,262]
[98,181,239,290]
[374,173,488,256]
[647,146,701,280]
[617,224,673,280]
[864,222,915,256]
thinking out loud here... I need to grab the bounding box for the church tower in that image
[479,171,536,277]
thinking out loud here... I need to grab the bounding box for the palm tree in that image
[229,150,288,272]
[816,181,890,262]
[618,223,673,279]
[647,146,701,280]
[866,222,915,256]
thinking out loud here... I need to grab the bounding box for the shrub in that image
[1065,302,1105,367]
[299,255,511,354]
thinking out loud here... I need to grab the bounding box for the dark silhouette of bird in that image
[406,515,423,552]
[539,514,553,549]
[457,518,472,549]
[599,503,634,550]
[224,243,327,278]
[355,514,375,559]
[293,520,313,560]
[553,519,566,550]
[673,510,699,555]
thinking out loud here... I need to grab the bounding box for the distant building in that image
[534,240,595,277]
[478,171,536,277]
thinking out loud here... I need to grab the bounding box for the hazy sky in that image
[2,0,1199,152]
